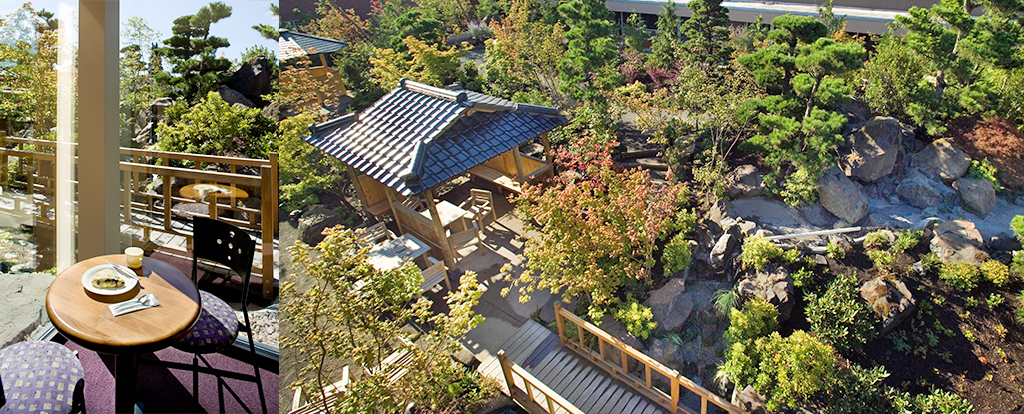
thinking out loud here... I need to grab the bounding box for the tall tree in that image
[650,1,681,68]
[484,0,566,102]
[302,0,370,44]
[681,0,734,65]
[0,4,59,137]
[154,2,233,103]
[120,17,164,137]
[557,0,621,103]
[623,12,648,52]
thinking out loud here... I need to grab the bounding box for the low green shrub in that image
[1012,215,1024,242]
[967,158,1001,191]
[741,235,784,271]
[724,330,838,412]
[920,253,942,272]
[826,239,846,259]
[613,295,657,340]
[805,273,877,354]
[863,230,893,251]
[892,230,922,254]
[725,298,779,345]
[939,262,981,291]
[980,260,1010,287]
[712,289,740,315]
[988,293,1004,308]
[662,233,692,276]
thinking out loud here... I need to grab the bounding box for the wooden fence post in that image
[497,350,515,396]
[554,303,566,347]
[261,165,274,299]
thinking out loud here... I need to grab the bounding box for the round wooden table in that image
[180,183,248,202]
[46,254,202,414]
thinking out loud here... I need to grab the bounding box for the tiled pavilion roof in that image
[304,79,569,196]
[278,29,348,60]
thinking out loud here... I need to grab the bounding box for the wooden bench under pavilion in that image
[304,79,569,268]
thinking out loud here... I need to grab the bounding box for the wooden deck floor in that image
[478,320,668,414]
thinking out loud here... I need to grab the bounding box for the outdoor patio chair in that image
[420,256,451,292]
[161,217,267,414]
[462,189,496,230]
[0,340,86,414]
[401,196,425,212]
[449,221,482,253]
[288,366,349,414]
[357,222,393,246]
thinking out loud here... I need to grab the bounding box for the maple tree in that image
[483,0,566,103]
[0,4,60,137]
[503,138,688,321]
[369,36,469,89]
[282,226,493,412]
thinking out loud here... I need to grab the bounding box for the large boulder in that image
[737,265,795,322]
[897,168,952,209]
[818,167,869,224]
[930,220,988,265]
[911,138,972,183]
[953,177,996,216]
[645,279,694,334]
[860,277,916,335]
[732,385,768,414]
[710,233,739,271]
[217,85,256,108]
[225,55,272,106]
[840,116,911,182]
[724,165,765,199]
[0,274,56,347]
[298,206,343,246]
[648,338,681,366]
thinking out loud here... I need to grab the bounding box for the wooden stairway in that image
[478,320,668,414]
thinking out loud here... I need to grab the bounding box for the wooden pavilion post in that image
[424,188,457,268]
[541,132,552,163]
[384,189,405,234]
[512,146,527,185]
[346,165,369,212]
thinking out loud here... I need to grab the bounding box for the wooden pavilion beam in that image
[541,132,551,163]
[346,165,369,213]
[385,188,405,235]
[512,146,526,185]
[424,188,457,269]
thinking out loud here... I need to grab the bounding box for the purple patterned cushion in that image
[0,341,83,414]
[174,290,240,354]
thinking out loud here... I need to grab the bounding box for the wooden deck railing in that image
[498,350,585,414]
[0,137,278,298]
[554,304,747,414]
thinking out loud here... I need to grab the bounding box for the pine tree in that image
[680,0,734,65]
[154,2,233,103]
[650,1,680,68]
[557,0,621,103]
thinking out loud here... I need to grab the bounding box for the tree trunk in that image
[804,75,823,119]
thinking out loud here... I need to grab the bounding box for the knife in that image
[108,261,141,280]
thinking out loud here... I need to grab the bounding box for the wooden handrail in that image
[553,303,748,414]
[498,350,585,414]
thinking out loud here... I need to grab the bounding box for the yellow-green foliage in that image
[939,262,981,291]
[741,235,784,271]
[725,298,779,345]
[980,260,1011,287]
[826,239,846,259]
[863,230,893,251]
[723,330,838,412]
[613,296,657,340]
[662,233,692,276]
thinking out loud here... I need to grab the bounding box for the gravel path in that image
[236,307,279,348]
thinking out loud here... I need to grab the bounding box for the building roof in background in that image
[278,30,348,60]
[304,79,569,196]
[279,0,375,22]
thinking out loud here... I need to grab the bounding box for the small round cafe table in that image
[46,254,202,414]
[180,183,248,202]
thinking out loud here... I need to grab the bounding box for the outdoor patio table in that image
[180,183,248,202]
[366,233,431,271]
[419,200,471,233]
[45,254,202,414]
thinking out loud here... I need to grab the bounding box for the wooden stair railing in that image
[554,303,748,414]
[498,350,585,414]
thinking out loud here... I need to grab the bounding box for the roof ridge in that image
[399,78,468,104]
[308,113,357,136]
[514,103,563,116]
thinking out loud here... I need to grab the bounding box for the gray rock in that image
[930,220,988,265]
[953,178,996,216]
[217,85,256,108]
[797,202,837,228]
[225,55,272,106]
[840,116,910,182]
[818,167,869,224]
[648,338,681,366]
[709,200,735,227]
[736,220,758,237]
[897,168,949,209]
[298,206,343,246]
[860,277,916,335]
[738,265,795,322]
[732,385,768,414]
[710,233,738,270]
[989,233,1022,252]
[836,99,873,125]
[912,138,972,183]
[261,101,281,121]
[0,274,55,347]
[645,279,694,334]
[912,217,942,231]
[725,165,765,199]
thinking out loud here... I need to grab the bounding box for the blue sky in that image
[1,0,279,63]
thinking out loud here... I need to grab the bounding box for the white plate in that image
[81,265,137,296]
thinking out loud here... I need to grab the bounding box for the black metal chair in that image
[145,217,267,414]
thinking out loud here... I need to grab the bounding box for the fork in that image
[111,294,154,312]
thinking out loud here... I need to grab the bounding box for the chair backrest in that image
[192,217,257,289]
[470,189,492,206]
[402,196,424,212]
[420,256,448,291]
[358,222,390,246]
